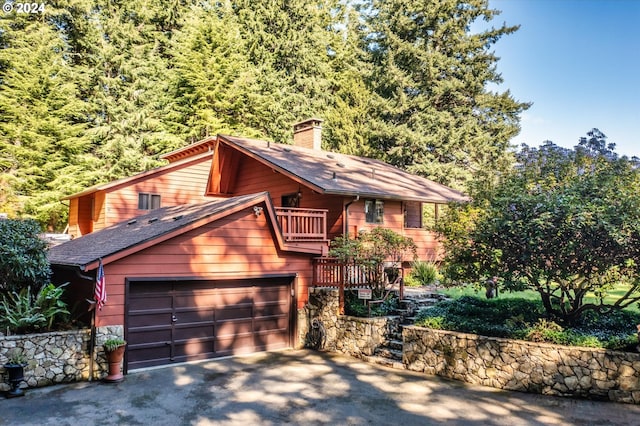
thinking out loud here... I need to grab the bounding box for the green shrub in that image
[413,295,640,351]
[0,219,51,295]
[103,338,126,352]
[344,290,398,317]
[0,282,70,334]
[523,319,568,344]
[409,261,439,286]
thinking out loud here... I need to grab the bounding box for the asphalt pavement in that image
[1,349,639,425]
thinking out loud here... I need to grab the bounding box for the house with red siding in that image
[48,118,466,373]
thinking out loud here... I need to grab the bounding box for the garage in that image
[126,276,294,370]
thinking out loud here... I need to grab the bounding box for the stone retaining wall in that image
[403,326,640,404]
[0,329,91,391]
[304,287,398,359]
[0,325,125,392]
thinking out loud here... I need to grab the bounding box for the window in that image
[365,199,384,224]
[404,201,422,229]
[138,193,161,210]
[422,203,447,229]
[281,193,300,208]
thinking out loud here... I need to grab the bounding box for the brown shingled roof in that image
[48,193,269,270]
[219,135,467,203]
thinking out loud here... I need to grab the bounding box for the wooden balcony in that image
[274,207,328,242]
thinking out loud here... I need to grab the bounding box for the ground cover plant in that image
[415,295,640,351]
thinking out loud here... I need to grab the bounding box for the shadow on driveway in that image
[2,350,639,425]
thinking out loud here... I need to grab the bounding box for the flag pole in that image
[89,305,96,382]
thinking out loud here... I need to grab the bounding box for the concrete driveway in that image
[1,350,639,425]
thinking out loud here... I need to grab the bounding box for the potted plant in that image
[103,338,126,382]
[3,349,28,398]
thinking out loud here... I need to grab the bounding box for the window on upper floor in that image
[404,201,422,229]
[422,202,447,229]
[138,193,161,210]
[281,193,300,208]
[365,199,384,224]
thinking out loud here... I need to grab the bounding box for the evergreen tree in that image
[0,14,92,229]
[361,0,529,190]
[85,0,177,180]
[323,3,376,156]
[230,0,342,143]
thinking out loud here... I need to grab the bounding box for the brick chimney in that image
[293,118,323,150]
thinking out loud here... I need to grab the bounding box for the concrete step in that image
[363,354,404,369]
[385,339,403,350]
[374,347,403,360]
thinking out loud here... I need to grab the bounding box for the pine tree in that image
[361,0,530,189]
[0,14,92,229]
[229,0,343,143]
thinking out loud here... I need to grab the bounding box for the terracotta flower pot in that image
[104,345,125,382]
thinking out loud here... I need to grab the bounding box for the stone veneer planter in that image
[0,329,92,391]
[0,325,125,392]
[403,326,640,405]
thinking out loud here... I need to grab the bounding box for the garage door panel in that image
[216,319,253,337]
[216,305,253,320]
[127,345,172,370]
[173,323,215,340]
[216,334,255,355]
[254,288,287,303]
[216,288,252,305]
[129,295,173,311]
[174,309,214,323]
[174,290,216,309]
[128,312,172,328]
[254,302,287,316]
[173,338,215,358]
[127,278,292,370]
[128,328,171,345]
[253,317,288,332]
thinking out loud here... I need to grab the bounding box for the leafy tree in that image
[437,130,640,324]
[0,219,51,295]
[330,227,417,294]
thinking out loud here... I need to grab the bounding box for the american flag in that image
[94,259,107,310]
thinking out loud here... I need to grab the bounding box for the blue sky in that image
[482,0,640,158]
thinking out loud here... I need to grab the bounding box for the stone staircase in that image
[363,287,449,368]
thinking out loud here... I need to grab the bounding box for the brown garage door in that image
[126,276,293,370]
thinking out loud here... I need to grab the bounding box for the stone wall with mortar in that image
[0,325,125,391]
[302,287,399,358]
[403,326,640,404]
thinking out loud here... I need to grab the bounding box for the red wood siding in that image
[96,158,212,233]
[96,207,314,327]
[229,156,346,238]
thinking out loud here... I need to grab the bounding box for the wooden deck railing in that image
[312,257,376,288]
[274,207,328,242]
[312,257,404,314]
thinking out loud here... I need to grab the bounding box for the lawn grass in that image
[440,283,640,313]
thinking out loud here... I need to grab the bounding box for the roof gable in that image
[64,152,213,200]
[49,193,284,270]
[219,135,467,203]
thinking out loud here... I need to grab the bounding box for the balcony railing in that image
[274,207,328,242]
[312,257,375,288]
[312,257,405,314]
